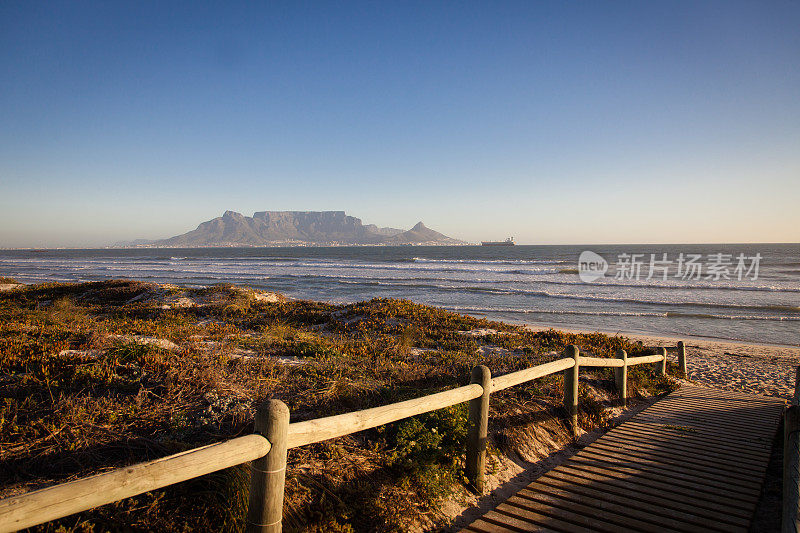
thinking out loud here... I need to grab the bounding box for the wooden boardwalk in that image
[464,385,786,533]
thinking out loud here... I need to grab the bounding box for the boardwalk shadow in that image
[448,394,659,531]
[454,386,785,532]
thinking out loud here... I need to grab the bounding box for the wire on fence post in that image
[247,400,290,533]
[466,365,492,493]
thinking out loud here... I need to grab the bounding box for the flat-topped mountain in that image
[151,211,464,247]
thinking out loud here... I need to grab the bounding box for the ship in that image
[481,237,515,246]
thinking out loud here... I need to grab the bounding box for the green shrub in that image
[378,404,468,502]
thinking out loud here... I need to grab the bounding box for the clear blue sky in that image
[1,1,798,247]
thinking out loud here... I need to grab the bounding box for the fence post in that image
[614,349,627,408]
[784,405,800,533]
[466,365,491,493]
[658,347,667,376]
[677,341,687,377]
[563,345,580,437]
[247,400,290,533]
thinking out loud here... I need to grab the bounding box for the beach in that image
[0,278,794,531]
[3,270,798,399]
[526,323,800,400]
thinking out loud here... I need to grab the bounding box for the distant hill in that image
[146,211,464,247]
[388,222,457,245]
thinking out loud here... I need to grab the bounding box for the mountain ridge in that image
[145,211,464,247]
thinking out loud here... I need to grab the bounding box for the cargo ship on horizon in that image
[481,237,515,246]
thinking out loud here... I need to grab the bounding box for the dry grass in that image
[0,280,676,532]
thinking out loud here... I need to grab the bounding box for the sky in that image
[1,1,798,247]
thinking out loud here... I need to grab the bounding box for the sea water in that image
[1,244,797,345]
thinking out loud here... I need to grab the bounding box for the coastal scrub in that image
[0,280,675,532]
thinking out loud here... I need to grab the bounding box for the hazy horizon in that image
[2,2,799,248]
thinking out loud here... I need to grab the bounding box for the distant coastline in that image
[110,241,474,249]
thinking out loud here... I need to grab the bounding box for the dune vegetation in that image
[0,280,677,532]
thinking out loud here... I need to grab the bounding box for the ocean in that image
[1,244,798,346]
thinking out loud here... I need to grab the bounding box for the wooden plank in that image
[606,426,769,465]
[493,500,604,533]
[606,425,773,458]
[641,404,781,426]
[677,387,785,401]
[585,438,766,479]
[573,448,761,496]
[471,508,567,532]
[0,434,271,533]
[503,492,654,533]
[540,468,752,524]
[516,485,693,532]
[577,446,763,490]
[565,456,759,504]
[639,411,778,427]
[651,397,785,410]
[619,421,774,452]
[592,435,768,473]
[608,424,773,457]
[655,390,785,403]
[652,389,785,405]
[640,401,782,421]
[557,462,757,515]
[532,473,749,530]
[648,389,785,406]
[561,458,757,509]
[461,384,782,532]
[632,414,775,433]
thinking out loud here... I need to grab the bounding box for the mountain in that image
[150,211,464,247]
[388,222,463,245]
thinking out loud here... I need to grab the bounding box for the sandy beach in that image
[526,323,800,400]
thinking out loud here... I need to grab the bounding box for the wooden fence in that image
[0,343,682,533]
[783,367,800,533]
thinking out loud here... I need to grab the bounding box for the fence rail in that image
[286,383,484,449]
[0,343,676,533]
[0,434,271,532]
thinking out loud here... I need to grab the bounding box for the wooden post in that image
[247,400,290,533]
[783,405,800,533]
[614,349,627,408]
[677,341,687,377]
[466,365,491,493]
[658,347,667,376]
[794,366,800,407]
[563,345,580,437]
